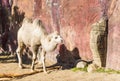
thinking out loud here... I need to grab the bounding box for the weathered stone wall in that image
[3,0,120,71]
[12,0,34,18]
[106,0,120,70]
[0,1,2,47]
[11,0,108,63]
[0,1,2,34]
[90,17,107,67]
[59,0,105,60]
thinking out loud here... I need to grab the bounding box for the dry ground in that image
[0,54,120,81]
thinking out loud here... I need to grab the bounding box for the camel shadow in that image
[55,44,81,69]
[0,53,17,63]
[19,44,81,70]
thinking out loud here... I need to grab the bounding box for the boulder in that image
[76,61,87,69]
[87,63,99,73]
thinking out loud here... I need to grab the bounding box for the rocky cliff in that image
[1,0,120,70]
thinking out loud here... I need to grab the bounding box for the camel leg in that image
[41,49,47,73]
[16,44,25,69]
[31,46,38,71]
[37,47,42,64]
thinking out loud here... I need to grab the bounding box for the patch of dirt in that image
[0,54,120,81]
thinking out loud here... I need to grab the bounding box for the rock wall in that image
[3,0,120,71]
[12,0,34,18]
[106,0,120,70]
[0,1,2,33]
[12,0,107,62]
[59,0,104,60]
[90,17,107,67]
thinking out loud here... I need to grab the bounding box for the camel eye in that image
[55,36,58,39]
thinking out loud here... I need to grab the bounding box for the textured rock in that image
[12,0,34,18]
[87,63,99,73]
[90,17,107,67]
[106,0,120,70]
[11,0,107,63]
[59,0,104,60]
[1,0,120,71]
[76,61,87,69]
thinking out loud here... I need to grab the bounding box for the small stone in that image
[87,63,99,73]
[76,61,87,68]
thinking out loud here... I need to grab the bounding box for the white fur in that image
[16,18,63,73]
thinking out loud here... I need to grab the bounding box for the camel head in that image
[48,31,63,44]
[41,31,63,52]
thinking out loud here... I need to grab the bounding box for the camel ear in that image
[48,37,51,42]
[47,35,52,42]
[53,31,58,35]
[48,31,58,39]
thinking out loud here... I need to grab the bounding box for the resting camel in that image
[16,18,63,73]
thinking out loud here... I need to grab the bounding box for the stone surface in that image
[59,0,107,61]
[87,63,99,73]
[106,0,120,70]
[76,61,87,69]
[2,0,120,71]
[11,0,107,63]
[12,0,34,18]
[90,17,107,67]
[6,0,120,70]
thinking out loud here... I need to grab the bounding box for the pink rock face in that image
[12,0,34,18]
[106,0,120,70]
[59,0,103,60]
[13,0,105,61]
[1,0,9,7]
[3,0,120,70]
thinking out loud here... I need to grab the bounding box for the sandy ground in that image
[0,54,120,81]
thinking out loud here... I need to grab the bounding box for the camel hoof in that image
[31,69,35,72]
[19,65,24,69]
[44,71,48,74]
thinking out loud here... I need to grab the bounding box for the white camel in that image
[16,18,63,73]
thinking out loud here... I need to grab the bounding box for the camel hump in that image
[33,18,43,28]
[23,17,33,24]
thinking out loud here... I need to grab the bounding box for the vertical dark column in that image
[0,0,11,51]
[0,0,2,33]
[100,0,108,67]
[1,0,10,33]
